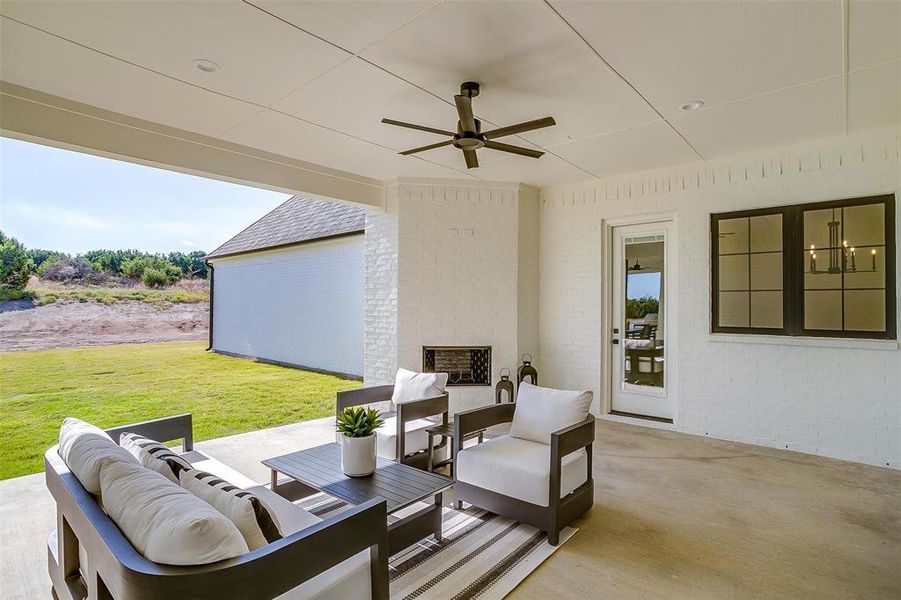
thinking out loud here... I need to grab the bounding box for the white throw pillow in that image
[509,382,593,445]
[119,432,191,484]
[180,468,282,551]
[58,417,139,494]
[100,461,248,565]
[390,368,448,407]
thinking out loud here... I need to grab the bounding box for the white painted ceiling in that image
[1,0,898,188]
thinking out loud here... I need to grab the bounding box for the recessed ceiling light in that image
[193,59,221,73]
[680,100,704,111]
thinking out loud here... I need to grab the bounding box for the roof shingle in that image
[206,196,366,259]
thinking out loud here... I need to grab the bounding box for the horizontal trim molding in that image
[205,230,364,261]
[0,81,384,208]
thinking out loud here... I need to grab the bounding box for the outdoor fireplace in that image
[422,346,492,386]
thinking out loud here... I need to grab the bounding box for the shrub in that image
[27,248,68,272]
[0,231,34,293]
[626,295,660,319]
[141,267,168,288]
[41,257,92,282]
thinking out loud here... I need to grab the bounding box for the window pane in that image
[750,253,782,290]
[844,248,885,289]
[804,207,842,249]
[750,214,782,252]
[719,292,749,327]
[804,271,841,290]
[751,291,783,328]
[718,218,748,254]
[719,254,749,291]
[844,203,884,247]
[805,290,842,330]
[844,290,885,331]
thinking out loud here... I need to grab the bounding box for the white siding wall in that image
[538,128,900,468]
[212,235,364,376]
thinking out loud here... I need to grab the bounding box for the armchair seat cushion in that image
[375,416,433,460]
[456,435,588,507]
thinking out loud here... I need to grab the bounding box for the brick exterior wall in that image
[538,128,900,468]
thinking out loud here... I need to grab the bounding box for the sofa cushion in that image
[180,468,282,550]
[390,368,448,410]
[119,432,191,483]
[99,460,248,565]
[375,416,433,461]
[180,449,259,489]
[58,417,139,495]
[456,435,588,507]
[509,382,592,445]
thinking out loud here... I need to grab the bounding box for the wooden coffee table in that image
[263,443,453,555]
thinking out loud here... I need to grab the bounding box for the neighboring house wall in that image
[363,180,537,414]
[538,128,901,468]
[212,236,364,377]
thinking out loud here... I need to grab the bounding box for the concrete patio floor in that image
[2,417,899,599]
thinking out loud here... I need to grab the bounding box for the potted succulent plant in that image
[336,406,384,477]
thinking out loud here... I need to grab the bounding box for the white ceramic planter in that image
[341,434,377,477]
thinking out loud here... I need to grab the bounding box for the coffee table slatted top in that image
[263,443,452,513]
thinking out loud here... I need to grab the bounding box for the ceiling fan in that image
[381,81,556,169]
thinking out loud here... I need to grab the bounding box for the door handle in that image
[612,339,620,345]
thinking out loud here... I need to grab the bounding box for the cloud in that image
[5,199,112,230]
[145,220,199,236]
[181,240,196,247]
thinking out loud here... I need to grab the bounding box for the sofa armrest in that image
[453,403,516,472]
[105,413,193,451]
[395,393,449,461]
[46,443,390,600]
[337,385,394,412]
[549,415,595,506]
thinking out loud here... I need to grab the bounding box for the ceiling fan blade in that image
[482,116,556,139]
[454,95,477,132]
[483,140,544,159]
[463,149,479,169]
[398,139,454,156]
[381,118,455,137]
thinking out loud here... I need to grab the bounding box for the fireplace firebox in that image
[422,346,492,386]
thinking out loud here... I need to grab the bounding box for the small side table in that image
[426,422,485,476]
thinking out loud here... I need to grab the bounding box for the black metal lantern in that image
[517,353,538,387]
[495,368,515,403]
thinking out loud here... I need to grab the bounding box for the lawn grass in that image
[30,285,208,307]
[0,341,361,480]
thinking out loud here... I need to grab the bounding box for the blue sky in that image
[0,137,290,254]
[627,272,661,299]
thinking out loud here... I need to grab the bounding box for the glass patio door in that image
[610,222,674,421]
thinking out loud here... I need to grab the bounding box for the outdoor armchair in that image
[336,374,449,471]
[453,384,595,545]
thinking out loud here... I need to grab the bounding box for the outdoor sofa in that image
[45,413,389,600]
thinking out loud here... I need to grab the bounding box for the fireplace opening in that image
[422,346,491,386]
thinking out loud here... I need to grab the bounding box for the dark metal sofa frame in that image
[453,403,595,545]
[337,384,449,470]
[46,413,390,600]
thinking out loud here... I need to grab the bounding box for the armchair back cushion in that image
[58,417,139,494]
[390,368,448,409]
[99,460,248,565]
[509,382,592,445]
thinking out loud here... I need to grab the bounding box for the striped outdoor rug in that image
[298,493,576,600]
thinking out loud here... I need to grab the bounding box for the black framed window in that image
[711,194,896,339]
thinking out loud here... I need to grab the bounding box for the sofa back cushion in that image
[58,417,139,494]
[509,382,592,445]
[119,432,191,483]
[180,468,282,550]
[100,460,248,565]
[390,368,448,409]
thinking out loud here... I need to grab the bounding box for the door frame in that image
[600,212,680,427]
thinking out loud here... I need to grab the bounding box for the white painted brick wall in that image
[212,236,364,376]
[363,180,534,413]
[538,128,901,468]
[363,193,398,385]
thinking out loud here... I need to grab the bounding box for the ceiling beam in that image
[0,82,385,209]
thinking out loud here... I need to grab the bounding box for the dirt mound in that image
[0,300,209,351]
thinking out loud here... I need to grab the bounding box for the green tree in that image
[0,231,34,292]
[626,296,660,319]
[27,248,69,272]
